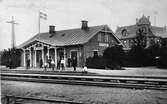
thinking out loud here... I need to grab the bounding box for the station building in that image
[18,21,121,68]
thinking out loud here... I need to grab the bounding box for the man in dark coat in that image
[72,57,77,71]
[48,56,52,68]
[40,59,43,68]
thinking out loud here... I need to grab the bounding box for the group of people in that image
[26,56,87,73]
[40,56,78,71]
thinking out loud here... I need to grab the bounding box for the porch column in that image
[29,49,32,67]
[64,48,66,67]
[55,47,57,67]
[23,49,26,67]
[42,45,44,66]
[34,49,37,67]
[47,46,50,58]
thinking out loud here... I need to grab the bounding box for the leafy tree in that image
[128,44,148,66]
[135,28,147,48]
[86,56,105,69]
[103,45,125,69]
[1,48,22,69]
[157,39,167,68]
[146,42,161,66]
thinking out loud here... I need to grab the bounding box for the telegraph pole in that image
[6,16,18,48]
[154,11,158,26]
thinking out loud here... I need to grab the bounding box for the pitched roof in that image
[18,25,115,48]
[115,25,138,39]
[151,26,167,38]
[115,25,167,39]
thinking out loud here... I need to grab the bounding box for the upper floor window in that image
[98,33,102,42]
[121,29,127,36]
[104,34,109,42]
[98,32,109,42]
[142,27,147,33]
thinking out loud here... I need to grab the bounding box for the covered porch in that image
[22,41,67,68]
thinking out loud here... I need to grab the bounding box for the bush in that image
[126,45,149,67]
[1,48,22,69]
[157,39,167,68]
[103,45,125,69]
[86,56,105,69]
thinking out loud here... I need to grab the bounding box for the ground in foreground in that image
[1,80,167,104]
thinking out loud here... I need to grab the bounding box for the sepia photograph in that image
[0,0,167,104]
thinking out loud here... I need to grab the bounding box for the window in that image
[142,27,147,33]
[104,34,109,42]
[98,33,102,42]
[93,50,98,57]
[121,29,127,36]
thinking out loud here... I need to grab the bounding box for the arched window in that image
[121,29,127,36]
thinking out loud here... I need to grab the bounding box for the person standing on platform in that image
[60,57,65,71]
[72,57,77,71]
[40,58,43,68]
[26,58,30,69]
[51,59,55,71]
[48,56,52,68]
[44,61,48,71]
[57,58,61,70]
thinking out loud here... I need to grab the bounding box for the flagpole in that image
[38,10,40,34]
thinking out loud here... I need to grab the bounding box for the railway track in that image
[1,69,167,79]
[1,95,85,104]
[1,73,167,90]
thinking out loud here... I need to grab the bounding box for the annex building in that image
[18,21,121,68]
[115,15,167,49]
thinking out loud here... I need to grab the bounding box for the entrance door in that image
[36,50,42,67]
[71,51,78,66]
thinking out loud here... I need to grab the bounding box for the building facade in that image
[115,15,167,49]
[18,21,121,68]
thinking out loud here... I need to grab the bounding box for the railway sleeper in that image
[40,76,49,79]
[118,80,127,83]
[109,80,118,83]
[85,78,94,81]
[93,79,104,82]
[126,81,139,84]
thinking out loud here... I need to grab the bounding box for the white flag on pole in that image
[39,12,47,20]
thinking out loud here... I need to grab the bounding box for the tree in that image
[146,42,161,66]
[157,39,167,68]
[135,28,147,48]
[1,48,22,69]
[127,28,148,66]
[103,45,125,69]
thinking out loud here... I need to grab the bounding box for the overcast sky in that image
[0,0,167,50]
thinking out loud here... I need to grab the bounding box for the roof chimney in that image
[49,25,55,33]
[136,18,138,24]
[81,20,88,30]
[147,16,150,20]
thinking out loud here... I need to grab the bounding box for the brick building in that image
[115,15,167,49]
[18,21,121,68]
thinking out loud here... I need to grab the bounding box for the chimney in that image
[49,25,55,33]
[147,16,150,20]
[136,18,138,24]
[81,20,88,30]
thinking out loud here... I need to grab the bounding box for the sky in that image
[0,0,167,50]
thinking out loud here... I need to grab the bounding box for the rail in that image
[2,95,84,104]
[1,73,167,90]
[1,69,167,79]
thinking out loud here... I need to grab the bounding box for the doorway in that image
[71,51,78,66]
